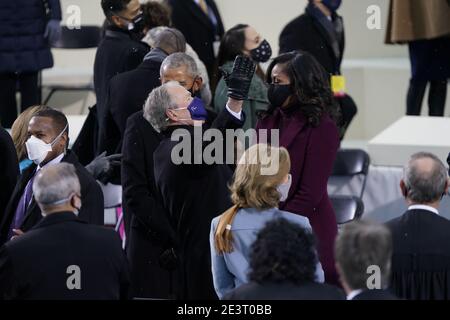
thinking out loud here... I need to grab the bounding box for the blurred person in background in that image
[0,0,62,128]
[211,144,324,299]
[94,0,150,153]
[336,220,397,300]
[166,0,224,84]
[0,127,19,220]
[215,24,270,129]
[279,0,357,140]
[386,0,450,116]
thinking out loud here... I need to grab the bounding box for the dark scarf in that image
[305,2,344,66]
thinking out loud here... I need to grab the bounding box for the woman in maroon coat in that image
[256,51,340,284]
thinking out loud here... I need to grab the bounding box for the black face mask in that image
[268,84,292,107]
[250,39,272,63]
[188,79,202,99]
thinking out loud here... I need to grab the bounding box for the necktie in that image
[9,172,36,239]
[198,0,209,15]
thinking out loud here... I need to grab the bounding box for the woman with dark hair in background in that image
[214,24,270,129]
[256,51,340,285]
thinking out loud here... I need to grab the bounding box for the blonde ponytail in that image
[214,205,240,255]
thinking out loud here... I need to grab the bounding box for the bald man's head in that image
[33,163,81,214]
[402,152,448,204]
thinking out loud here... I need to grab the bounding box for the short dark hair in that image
[335,220,392,291]
[141,1,171,29]
[33,107,69,135]
[248,218,317,284]
[101,0,132,18]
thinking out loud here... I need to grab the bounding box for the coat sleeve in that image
[121,117,177,247]
[79,176,104,225]
[279,18,315,55]
[282,120,339,217]
[47,0,62,20]
[0,129,19,221]
[0,245,17,300]
[210,220,236,299]
[97,82,121,155]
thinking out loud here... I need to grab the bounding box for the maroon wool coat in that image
[256,106,340,284]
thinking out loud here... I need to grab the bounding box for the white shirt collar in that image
[408,204,439,215]
[346,289,363,300]
[37,153,65,171]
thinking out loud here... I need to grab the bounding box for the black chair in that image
[331,195,365,225]
[330,149,370,225]
[42,26,102,105]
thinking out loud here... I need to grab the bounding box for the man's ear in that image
[444,179,449,195]
[400,180,408,198]
[58,132,69,151]
[166,109,178,122]
[110,15,123,28]
[193,76,203,93]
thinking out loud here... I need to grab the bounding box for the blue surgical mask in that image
[322,0,342,12]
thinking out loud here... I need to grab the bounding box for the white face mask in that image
[277,174,292,202]
[25,125,68,165]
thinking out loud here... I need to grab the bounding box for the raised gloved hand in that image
[85,152,122,184]
[221,55,256,101]
[44,19,62,46]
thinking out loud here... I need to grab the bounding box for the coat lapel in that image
[186,0,214,30]
[258,109,308,149]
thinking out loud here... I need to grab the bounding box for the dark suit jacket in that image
[0,127,18,219]
[256,107,340,284]
[98,58,162,155]
[224,281,345,300]
[93,25,149,149]
[0,212,129,300]
[386,209,450,300]
[0,151,104,245]
[153,109,244,299]
[351,289,398,300]
[279,9,345,75]
[121,111,177,299]
[169,0,224,78]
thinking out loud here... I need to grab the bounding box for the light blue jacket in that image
[210,207,325,299]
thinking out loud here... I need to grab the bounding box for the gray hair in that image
[335,220,392,291]
[143,81,180,132]
[145,27,186,54]
[33,163,80,209]
[160,52,199,78]
[403,152,448,203]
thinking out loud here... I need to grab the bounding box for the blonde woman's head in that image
[231,144,291,209]
[215,144,291,254]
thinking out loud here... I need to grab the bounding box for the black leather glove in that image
[85,152,122,184]
[221,55,256,101]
